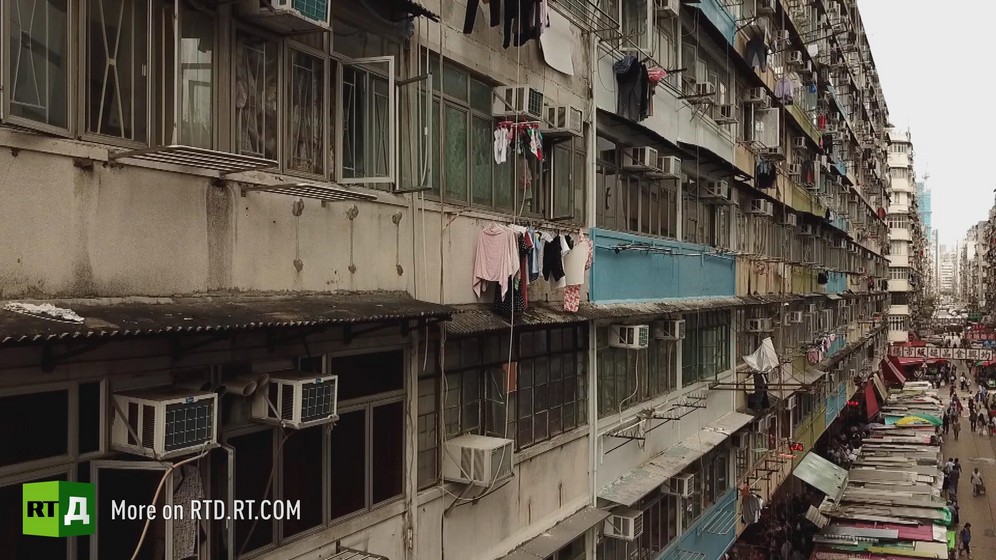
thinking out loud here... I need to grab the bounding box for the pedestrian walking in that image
[971,468,984,497]
[959,523,972,558]
[953,418,961,441]
[969,407,977,431]
[978,411,988,436]
[943,413,951,435]
[949,463,961,499]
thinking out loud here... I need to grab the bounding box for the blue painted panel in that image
[826,272,847,294]
[824,382,850,425]
[589,229,736,303]
[695,0,736,45]
[658,489,737,560]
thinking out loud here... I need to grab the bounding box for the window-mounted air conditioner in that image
[669,473,697,498]
[492,85,545,120]
[762,146,784,160]
[747,318,774,332]
[695,82,716,98]
[730,432,750,449]
[748,199,774,216]
[788,163,802,178]
[654,155,682,178]
[808,303,818,315]
[442,434,514,486]
[783,212,798,227]
[756,0,776,15]
[857,266,866,274]
[544,104,584,137]
[789,311,804,324]
[849,242,860,254]
[799,224,815,236]
[787,51,805,67]
[251,373,339,429]
[702,180,731,202]
[715,104,738,125]
[609,325,650,350]
[604,508,644,541]
[111,388,218,459]
[745,87,767,104]
[238,0,331,33]
[622,147,660,172]
[848,193,859,204]
[653,319,686,341]
[787,394,798,410]
[793,137,807,149]
[654,0,680,18]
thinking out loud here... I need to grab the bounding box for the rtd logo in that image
[22,481,96,537]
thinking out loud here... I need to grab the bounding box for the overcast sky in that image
[857,1,993,245]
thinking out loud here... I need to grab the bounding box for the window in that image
[621,0,652,52]
[174,8,215,148]
[890,292,910,306]
[597,327,678,418]
[235,32,279,160]
[441,327,588,450]
[888,268,908,280]
[596,143,678,238]
[287,49,326,175]
[889,241,908,256]
[682,311,731,385]
[86,0,150,143]
[597,495,679,560]
[7,0,71,132]
[417,343,440,489]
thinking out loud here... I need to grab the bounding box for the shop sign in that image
[888,346,993,361]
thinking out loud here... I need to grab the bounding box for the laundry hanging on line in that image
[613,55,651,122]
[494,122,544,164]
[462,0,551,49]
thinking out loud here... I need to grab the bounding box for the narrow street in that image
[943,361,996,558]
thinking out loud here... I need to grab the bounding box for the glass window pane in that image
[443,105,469,201]
[331,410,366,518]
[87,0,149,141]
[9,0,70,129]
[232,430,274,552]
[288,50,324,174]
[282,426,323,537]
[0,390,68,467]
[341,64,392,181]
[470,79,491,113]
[372,401,404,503]
[472,116,494,206]
[553,144,573,218]
[235,33,278,159]
[178,12,214,147]
[0,476,67,558]
[442,64,468,101]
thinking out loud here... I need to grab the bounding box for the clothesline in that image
[496,120,541,129]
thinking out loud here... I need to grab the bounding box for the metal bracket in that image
[42,340,109,373]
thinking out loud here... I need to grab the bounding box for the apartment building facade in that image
[884,129,926,341]
[0,1,892,560]
[959,222,987,312]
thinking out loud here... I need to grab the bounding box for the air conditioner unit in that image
[762,146,784,160]
[657,155,682,178]
[748,199,774,216]
[654,319,686,340]
[787,51,804,67]
[654,0,680,18]
[856,266,866,274]
[848,193,859,204]
[251,373,339,429]
[799,224,815,236]
[756,0,775,15]
[807,303,818,314]
[789,311,804,324]
[783,212,798,227]
[787,394,798,410]
[442,434,514,486]
[671,473,697,498]
[730,432,750,449]
[793,137,807,149]
[788,163,801,177]
[609,325,650,349]
[715,104,738,125]
[702,180,731,202]
[745,87,767,104]
[492,85,545,119]
[544,104,584,137]
[622,147,660,171]
[238,0,331,33]
[604,508,644,541]
[746,318,774,332]
[111,388,218,460]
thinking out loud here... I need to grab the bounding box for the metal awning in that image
[109,145,277,176]
[793,451,848,500]
[805,505,831,529]
[789,367,828,387]
[325,549,388,560]
[500,507,610,559]
[0,292,454,346]
[599,428,729,506]
[240,182,377,204]
[882,358,907,385]
[706,412,755,435]
[871,373,888,401]
[825,293,843,301]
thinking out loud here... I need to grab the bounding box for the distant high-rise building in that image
[917,181,932,244]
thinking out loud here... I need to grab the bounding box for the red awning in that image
[892,356,925,368]
[865,382,880,420]
[881,358,907,385]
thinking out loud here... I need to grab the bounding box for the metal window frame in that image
[2,0,77,137]
[335,55,396,186]
[284,41,330,179]
[231,25,284,166]
[90,460,175,560]
[79,0,154,148]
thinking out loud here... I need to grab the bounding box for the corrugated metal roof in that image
[793,451,848,499]
[0,292,454,345]
[706,412,755,435]
[500,506,610,559]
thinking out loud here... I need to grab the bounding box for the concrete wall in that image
[589,229,736,302]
